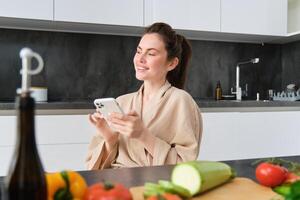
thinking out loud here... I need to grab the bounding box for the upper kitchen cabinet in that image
[54,0,143,27]
[0,0,53,20]
[221,0,287,36]
[280,0,300,43]
[288,0,300,33]
[145,0,221,32]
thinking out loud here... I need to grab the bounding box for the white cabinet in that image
[145,0,220,32]
[54,0,143,27]
[0,115,94,176]
[221,0,287,36]
[1,110,300,175]
[0,0,291,42]
[288,0,300,33]
[198,111,300,161]
[0,0,53,20]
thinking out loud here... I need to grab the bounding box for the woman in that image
[86,22,203,170]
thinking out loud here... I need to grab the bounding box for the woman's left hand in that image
[107,110,146,139]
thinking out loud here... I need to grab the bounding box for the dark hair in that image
[144,22,192,89]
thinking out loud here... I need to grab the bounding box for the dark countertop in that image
[0,99,300,111]
[78,155,300,187]
[1,155,299,197]
[197,99,300,108]
[0,101,94,110]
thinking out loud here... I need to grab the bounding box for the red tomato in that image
[84,182,132,200]
[255,162,288,187]
[284,172,300,184]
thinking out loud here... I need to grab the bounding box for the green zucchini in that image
[171,161,235,196]
[144,183,165,198]
[158,180,192,198]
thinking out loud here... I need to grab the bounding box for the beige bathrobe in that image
[86,81,203,170]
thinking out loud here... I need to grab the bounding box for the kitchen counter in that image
[1,99,300,115]
[78,155,300,187]
[0,155,299,198]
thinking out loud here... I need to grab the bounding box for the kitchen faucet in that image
[232,58,259,100]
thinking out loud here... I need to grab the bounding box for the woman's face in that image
[133,33,176,82]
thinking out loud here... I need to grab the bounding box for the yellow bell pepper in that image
[46,170,87,200]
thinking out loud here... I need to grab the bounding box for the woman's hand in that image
[107,110,156,156]
[107,110,146,139]
[89,112,119,146]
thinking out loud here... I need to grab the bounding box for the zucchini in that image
[158,180,192,198]
[171,161,235,196]
[144,183,165,198]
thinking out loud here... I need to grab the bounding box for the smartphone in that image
[93,98,124,132]
[94,98,124,117]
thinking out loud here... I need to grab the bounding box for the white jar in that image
[30,87,48,102]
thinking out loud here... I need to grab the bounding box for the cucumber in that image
[171,161,235,196]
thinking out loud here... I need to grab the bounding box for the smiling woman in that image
[86,22,203,170]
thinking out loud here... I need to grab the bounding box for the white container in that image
[30,87,48,102]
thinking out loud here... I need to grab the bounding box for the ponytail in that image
[144,23,192,89]
[166,35,192,89]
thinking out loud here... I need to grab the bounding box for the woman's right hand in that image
[89,112,119,147]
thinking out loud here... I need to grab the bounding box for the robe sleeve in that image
[85,134,118,170]
[151,98,202,165]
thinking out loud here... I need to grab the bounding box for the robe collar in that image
[134,80,172,119]
[128,80,172,165]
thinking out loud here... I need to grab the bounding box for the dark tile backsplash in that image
[0,28,298,101]
[281,40,300,89]
[187,41,282,99]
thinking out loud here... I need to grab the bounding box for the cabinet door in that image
[0,0,53,20]
[199,111,300,161]
[145,0,220,32]
[55,0,143,26]
[221,0,287,36]
[0,115,94,176]
[288,0,300,33]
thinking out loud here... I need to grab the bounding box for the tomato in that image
[84,182,132,200]
[255,162,288,187]
[147,193,182,200]
[284,172,300,184]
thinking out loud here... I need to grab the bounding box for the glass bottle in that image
[215,81,222,101]
[3,48,47,200]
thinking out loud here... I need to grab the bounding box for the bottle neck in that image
[16,93,37,149]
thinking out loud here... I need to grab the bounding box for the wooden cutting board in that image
[130,177,283,200]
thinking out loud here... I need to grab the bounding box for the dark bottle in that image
[3,48,47,200]
[3,92,47,200]
[215,81,222,101]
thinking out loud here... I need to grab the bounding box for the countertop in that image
[78,155,300,187]
[0,99,300,115]
[0,155,299,198]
